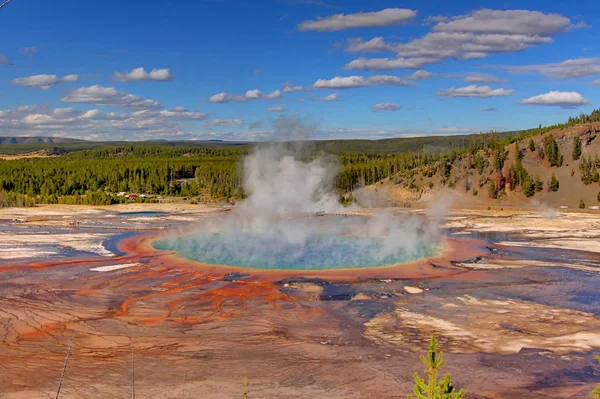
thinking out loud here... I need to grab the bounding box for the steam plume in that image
[156,116,444,269]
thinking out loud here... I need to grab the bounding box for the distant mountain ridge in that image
[0,137,86,145]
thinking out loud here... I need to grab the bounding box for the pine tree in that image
[581,156,593,185]
[516,142,524,161]
[488,181,498,199]
[572,135,582,161]
[543,135,563,167]
[529,138,535,152]
[408,337,465,399]
[549,173,559,192]
[522,173,535,197]
[493,147,507,171]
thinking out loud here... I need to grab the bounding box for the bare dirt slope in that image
[372,123,600,209]
[0,147,67,160]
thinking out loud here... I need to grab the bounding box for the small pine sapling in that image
[407,337,465,399]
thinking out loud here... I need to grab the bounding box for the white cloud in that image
[0,105,207,140]
[298,8,417,31]
[463,73,505,83]
[61,74,79,82]
[344,10,576,70]
[571,21,591,30]
[153,108,207,120]
[208,92,232,103]
[494,58,600,79]
[11,74,80,89]
[61,85,162,110]
[346,37,397,53]
[520,91,590,108]
[113,67,173,82]
[312,93,340,101]
[245,89,262,99]
[434,9,571,35]
[211,119,243,126]
[344,56,437,70]
[477,108,499,112]
[19,45,41,56]
[208,89,282,103]
[0,55,12,65]
[52,107,78,117]
[372,103,401,111]
[312,75,412,89]
[16,105,47,113]
[593,79,600,86]
[267,106,288,112]
[263,90,282,99]
[437,85,515,98]
[283,83,304,92]
[424,15,449,24]
[407,70,433,80]
[434,126,472,133]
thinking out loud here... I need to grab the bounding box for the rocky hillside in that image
[375,123,600,209]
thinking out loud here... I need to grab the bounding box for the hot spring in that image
[152,215,443,271]
[151,118,446,271]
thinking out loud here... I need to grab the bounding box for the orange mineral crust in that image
[119,229,487,282]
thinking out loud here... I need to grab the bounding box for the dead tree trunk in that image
[55,333,75,399]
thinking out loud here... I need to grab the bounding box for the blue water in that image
[117,211,169,217]
[153,231,439,270]
[103,231,145,257]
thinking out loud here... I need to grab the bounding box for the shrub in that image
[579,199,586,209]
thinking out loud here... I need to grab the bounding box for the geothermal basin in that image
[1,205,600,398]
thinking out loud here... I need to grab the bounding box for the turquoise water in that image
[153,231,440,270]
[118,211,169,217]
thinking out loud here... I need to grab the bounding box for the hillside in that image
[0,129,519,156]
[375,123,600,209]
[0,137,85,145]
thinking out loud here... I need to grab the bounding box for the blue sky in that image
[0,0,599,141]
